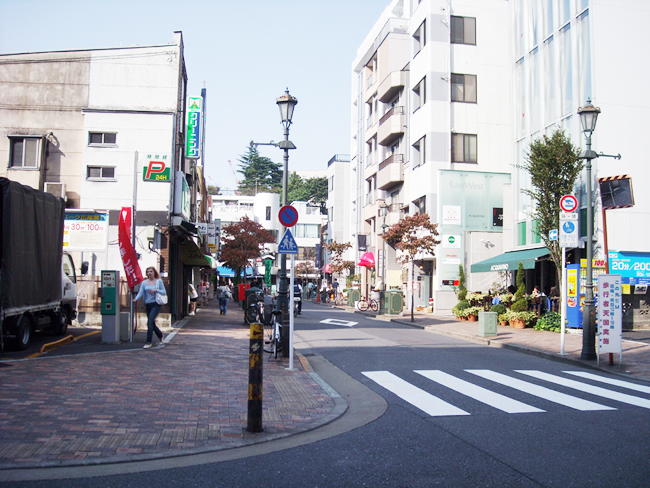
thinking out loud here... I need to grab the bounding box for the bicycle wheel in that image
[357,299,369,311]
[273,323,282,359]
[370,299,380,313]
[263,316,275,353]
[245,304,258,325]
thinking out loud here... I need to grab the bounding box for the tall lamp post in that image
[577,99,600,360]
[379,201,389,291]
[250,89,297,358]
[275,90,298,353]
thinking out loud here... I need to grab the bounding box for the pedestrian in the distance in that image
[188,283,198,315]
[217,279,232,315]
[133,266,167,349]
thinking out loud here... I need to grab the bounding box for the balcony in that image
[377,153,404,190]
[378,71,406,103]
[377,106,405,146]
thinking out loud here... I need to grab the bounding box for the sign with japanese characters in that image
[597,274,622,355]
[186,97,202,159]
[64,210,109,252]
[143,154,171,182]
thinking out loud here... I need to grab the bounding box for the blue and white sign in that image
[549,229,558,241]
[278,229,298,254]
[559,219,578,248]
[609,251,650,285]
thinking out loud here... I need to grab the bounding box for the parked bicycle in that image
[245,291,266,326]
[356,296,379,312]
[262,309,283,360]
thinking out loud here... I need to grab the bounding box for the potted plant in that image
[508,310,538,329]
[534,311,562,332]
[452,300,470,320]
[464,306,483,321]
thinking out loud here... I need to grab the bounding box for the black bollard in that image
[247,321,263,433]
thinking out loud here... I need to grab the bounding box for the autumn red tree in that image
[220,217,276,284]
[325,241,352,277]
[383,213,440,321]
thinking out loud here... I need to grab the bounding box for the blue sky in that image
[0,0,388,192]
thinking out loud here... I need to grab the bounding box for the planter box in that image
[511,319,526,329]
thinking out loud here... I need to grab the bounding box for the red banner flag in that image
[118,207,144,289]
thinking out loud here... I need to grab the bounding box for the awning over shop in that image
[322,263,331,273]
[471,247,550,273]
[358,251,375,268]
[217,266,235,277]
[181,239,212,267]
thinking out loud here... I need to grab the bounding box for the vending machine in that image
[565,260,607,328]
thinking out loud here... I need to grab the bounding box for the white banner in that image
[597,274,623,355]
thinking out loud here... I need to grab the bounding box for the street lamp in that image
[250,89,297,357]
[577,99,600,360]
[276,90,297,352]
[379,201,389,292]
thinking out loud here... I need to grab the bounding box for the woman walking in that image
[217,279,232,315]
[133,266,167,349]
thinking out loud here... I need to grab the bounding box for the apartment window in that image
[532,219,541,244]
[328,175,334,193]
[265,206,271,221]
[87,166,115,179]
[452,134,477,163]
[413,196,426,215]
[412,77,426,112]
[9,137,41,168]
[88,132,117,145]
[518,222,527,246]
[413,19,426,55]
[451,74,477,102]
[295,224,320,239]
[451,16,476,45]
[412,136,425,168]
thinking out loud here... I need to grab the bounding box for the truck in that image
[0,178,79,351]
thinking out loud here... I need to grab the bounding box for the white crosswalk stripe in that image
[516,370,650,409]
[415,370,544,414]
[362,371,470,417]
[467,369,615,411]
[362,369,650,417]
[564,371,650,394]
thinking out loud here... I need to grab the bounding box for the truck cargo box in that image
[0,178,65,313]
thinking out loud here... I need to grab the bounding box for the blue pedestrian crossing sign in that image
[278,229,298,254]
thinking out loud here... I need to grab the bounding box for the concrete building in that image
[348,0,512,312]
[0,32,211,322]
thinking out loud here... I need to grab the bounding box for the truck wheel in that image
[13,316,32,351]
[55,309,69,336]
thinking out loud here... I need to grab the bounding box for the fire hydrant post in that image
[247,321,263,433]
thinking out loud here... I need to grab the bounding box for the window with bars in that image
[88,132,117,145]
[451,16,476,45]
[87,166,116,179]
[9,137,41,168]
[451,74,477,102]
[451,134,477,163]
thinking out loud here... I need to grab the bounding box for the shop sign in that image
[597,275,623,355]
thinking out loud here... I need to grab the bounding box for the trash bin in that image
[479,311,498,337]
[347,288,360,306]
[380,289,404,315]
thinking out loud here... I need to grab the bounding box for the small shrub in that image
[511,298,529,312]
[534,312,562,332]
[490,304,507,315]
[452,300,470,317]
[464,306,484,317]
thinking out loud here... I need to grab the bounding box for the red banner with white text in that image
[118,207,144,289]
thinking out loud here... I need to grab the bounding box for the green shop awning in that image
[471,247,549,273]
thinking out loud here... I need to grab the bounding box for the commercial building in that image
[0,32,211,322]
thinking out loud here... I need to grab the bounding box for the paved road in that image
[2,300,649,487]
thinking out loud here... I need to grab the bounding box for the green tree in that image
[383,213,440,322]
[519,129,582,286]
[237,143,283,195]
[219,216,276,285]
[511,262,528,312]
[287,173,328,213]
[207,185,220,195]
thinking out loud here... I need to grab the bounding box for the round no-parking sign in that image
[560,195,578,213]
[278,205,299,227]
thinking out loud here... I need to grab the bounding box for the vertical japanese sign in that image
[597,274,622,355]
[118,207,144,289]
[186,97,201,159]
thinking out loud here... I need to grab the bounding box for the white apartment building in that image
[348,0,512,311]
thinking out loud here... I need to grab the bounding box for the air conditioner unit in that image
[44,182,67,201]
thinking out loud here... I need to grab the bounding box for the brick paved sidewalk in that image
[0,300,340,469]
